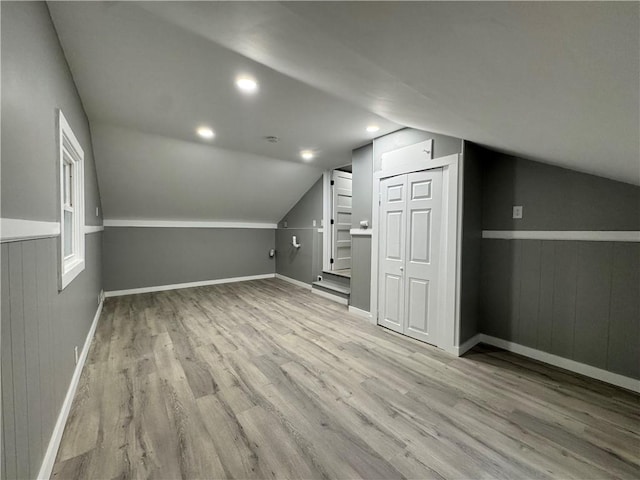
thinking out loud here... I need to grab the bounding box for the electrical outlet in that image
[513,206,523,219]
[95,206,99,217]
[74,346,79,365]
[283,220,288,228]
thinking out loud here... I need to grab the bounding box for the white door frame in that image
[322,171,332,272]
[370,150,461,355]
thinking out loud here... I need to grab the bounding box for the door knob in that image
[400,266,404,271]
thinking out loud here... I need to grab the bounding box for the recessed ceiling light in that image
[366,125,380,133]
[197,126,215,139]
[300,150,314,161]
[236,76,258,93]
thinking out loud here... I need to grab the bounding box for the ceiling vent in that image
[264,136,280,143]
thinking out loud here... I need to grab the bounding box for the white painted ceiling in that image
[49,2,639,224]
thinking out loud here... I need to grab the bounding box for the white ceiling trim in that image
[104,219,277,229]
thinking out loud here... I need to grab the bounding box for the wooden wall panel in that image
[480,239,639,380]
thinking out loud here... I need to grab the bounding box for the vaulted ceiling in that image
[49,1,639,223]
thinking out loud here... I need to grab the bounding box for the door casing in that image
[371,143,461,355]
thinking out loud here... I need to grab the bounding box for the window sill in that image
[60,258,85,290]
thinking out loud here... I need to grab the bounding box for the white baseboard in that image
[311,288,349,305]
[457,333,639,393]
[348,305,374,322]
[455,333,483,356]
[37,297,104,480]
[274,274,312,290]
[105,273,276,297]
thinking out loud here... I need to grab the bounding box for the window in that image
[58,110,85,289]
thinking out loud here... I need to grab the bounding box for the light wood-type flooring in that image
[53,278,640,479]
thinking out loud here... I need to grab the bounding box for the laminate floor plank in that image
[53,278,640,479]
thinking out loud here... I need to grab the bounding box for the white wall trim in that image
[0,218,61,243]
[348,305,374,322]
[456,334,639,393]
[37,297,103,480]
[275,273,312,290]
[350,228,372,236]
[311,288,349,305]
[482,230,640,242]
[106,274,275,297]
[84,225,104,234]
[103,219,277,229]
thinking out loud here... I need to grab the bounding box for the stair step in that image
[312,280,351,296]
[320,271,351,288]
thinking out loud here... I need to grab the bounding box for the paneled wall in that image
[481,239,639,378]
[479,148,640,379]
[1,234,103,479]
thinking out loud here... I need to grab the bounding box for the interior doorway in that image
[331,168,352,276]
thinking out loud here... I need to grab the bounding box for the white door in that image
[378,168,443,345]
[378,175,407,334]
[332,170,352,270]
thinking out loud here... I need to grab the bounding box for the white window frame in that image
[58,110,85,290]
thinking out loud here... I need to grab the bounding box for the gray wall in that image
[1,4,104,478]
[1,235,103,480]
[103,228,275,291]
[481,239,639,378]
[479,149,640,379]
[459,141,483,343]
[349,144,373,311]
[351,144,374,229]
[276,176,323,284]
[1,1,102,226]
[482,152,640,231]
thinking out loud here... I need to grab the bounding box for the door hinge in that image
[330,180,335,186]
[330,219,334,225]
[330,258,334,264]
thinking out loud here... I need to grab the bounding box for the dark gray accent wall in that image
[482,150,640,231]
[1,1,102,226]
[276,176,323,284]
[459,142,483,343]
[479,148,640,379]
[481,239,639,379]
[102,228,275,291]
[1,4,104,478]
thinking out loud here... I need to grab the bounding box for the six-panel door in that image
[378,168,443,346]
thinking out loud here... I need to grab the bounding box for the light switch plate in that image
[513,206,523,219]
[312,220,316,227]
[283,221,287,228]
